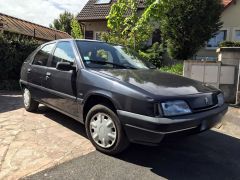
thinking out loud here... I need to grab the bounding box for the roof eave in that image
[77,17,107,22]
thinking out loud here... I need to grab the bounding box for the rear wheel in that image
[23,88,39,112]
[85,104,129,155]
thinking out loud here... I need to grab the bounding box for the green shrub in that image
[160,63,183,76]
[0,33,39,90]
[139,42,164,68]
[219,41,240,47]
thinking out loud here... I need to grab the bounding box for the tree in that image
[107,0,153,49]
[49,11,74,35]
[142,0,223,60]
[108,0,223,60]
[71,18,83,39]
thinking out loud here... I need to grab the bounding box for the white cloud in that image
[0,0,88,27]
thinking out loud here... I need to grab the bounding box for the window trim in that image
[233,27,240,41]
[205,28,229,50]
[48,40,77,69]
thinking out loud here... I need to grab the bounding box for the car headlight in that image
[217,93,224,106]
[161,100,192,117]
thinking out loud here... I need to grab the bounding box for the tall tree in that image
[161,0,223,60]
[108,0,223,60]
[107,0,153,49]
[49,11,74,35]
[138,0,223,60]
[71,18,83,39]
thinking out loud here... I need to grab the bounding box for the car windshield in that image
[76,41,155,69]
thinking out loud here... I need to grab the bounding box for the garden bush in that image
[219,41,240,47]
[160,63,183,76]
[0,33,38,90]
[139,42,164,68]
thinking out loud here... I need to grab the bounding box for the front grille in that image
[185,92,219,112]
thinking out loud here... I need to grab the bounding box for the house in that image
[195,0,240,60]
[78,0,240,60]
[0,13,71,42]
[77,0,145,40]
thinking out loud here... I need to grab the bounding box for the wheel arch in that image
[82,92,120,123]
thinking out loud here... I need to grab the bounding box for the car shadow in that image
[116,131,240,179]
[0,91,23,113]
[33,106,240,179]
[38,105,88,138]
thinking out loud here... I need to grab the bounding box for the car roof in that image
[40,39,120,48]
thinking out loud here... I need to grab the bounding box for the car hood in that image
[93,69,219,97]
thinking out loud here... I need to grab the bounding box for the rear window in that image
[32,43,55,66]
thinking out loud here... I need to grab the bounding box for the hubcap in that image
[23,89,30,107]
[90,113,117,148]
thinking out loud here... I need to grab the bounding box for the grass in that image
[160,63,183,76]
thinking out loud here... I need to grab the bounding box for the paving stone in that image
[0,92,94,179]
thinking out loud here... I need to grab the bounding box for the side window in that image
[32,43,55,66]
[96,49,113,62]
[51,42,75,68]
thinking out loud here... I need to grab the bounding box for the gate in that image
[184,61,235,89]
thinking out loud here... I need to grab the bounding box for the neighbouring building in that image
[0,13,71,42]
[195,0,240,60]
[77,0,147,40]
[78,0,240,60]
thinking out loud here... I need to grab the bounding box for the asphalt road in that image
[25,130,240,180]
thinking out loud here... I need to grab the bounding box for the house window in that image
[207,30,227,48]
[85,31,94,39]
[95,0,111,4]
[235,30,240,41]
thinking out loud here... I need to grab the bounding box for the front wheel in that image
[23,88,39,112]
[85,104,129,155]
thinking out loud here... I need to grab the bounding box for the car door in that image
[43,41,78,117]
[27,43,55,100]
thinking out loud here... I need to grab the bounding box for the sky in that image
[0,0,89,27]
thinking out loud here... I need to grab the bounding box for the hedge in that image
[219,41,240,47]
[0,33,39,90]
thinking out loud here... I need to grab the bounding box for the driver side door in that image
[43,41,78,117]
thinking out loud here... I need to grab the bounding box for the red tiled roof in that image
[222,0,233,7]
[0,13,72,41]
[78,0,234,21]
[77,0,145,21]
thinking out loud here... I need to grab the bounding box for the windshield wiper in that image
[84,60,137,69]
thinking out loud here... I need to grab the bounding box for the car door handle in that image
[27,68,31,73]
[46,72,51,80]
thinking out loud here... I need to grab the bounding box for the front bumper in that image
[117,104,228,145]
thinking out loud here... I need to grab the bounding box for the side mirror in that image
[36,60,43,66]
[56,62,76,71]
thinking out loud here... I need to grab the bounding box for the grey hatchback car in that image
[20,39,228,155]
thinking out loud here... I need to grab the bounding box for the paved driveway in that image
[26,130,240,180]
[0,92,94,180]
[1,92,240,180]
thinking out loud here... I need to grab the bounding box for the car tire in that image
[85,104,129,155]
[23,88,39,112]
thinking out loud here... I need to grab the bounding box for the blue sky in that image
[0,0,89,27]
